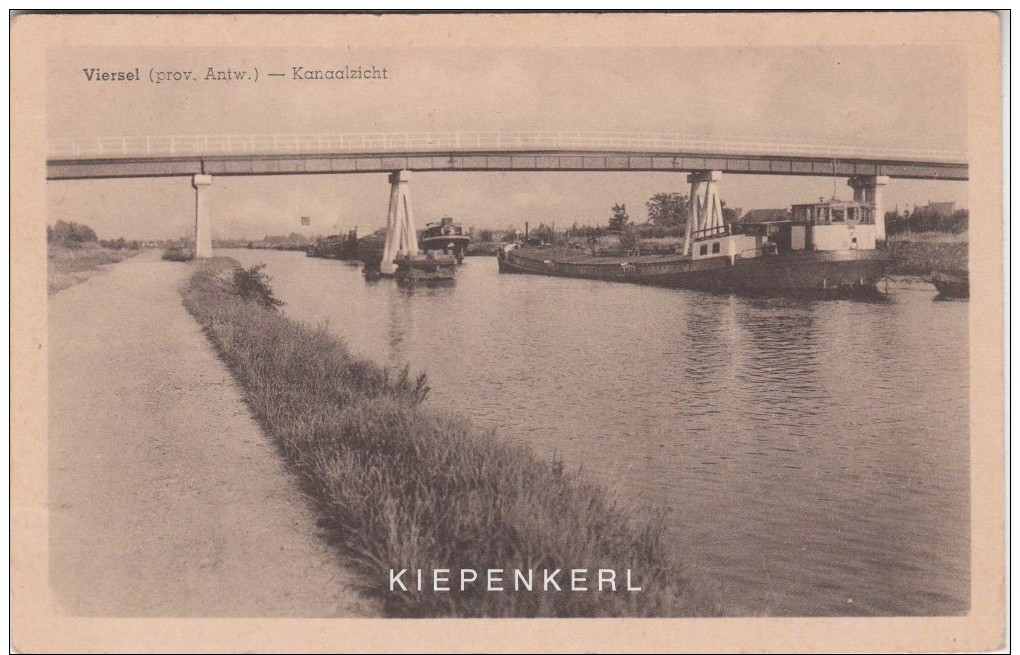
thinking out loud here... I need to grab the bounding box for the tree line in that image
[470,192,968,246]
[467,194,705,251]
[47,220,98,245]
[885,207,968,235]
[48,220,142,250]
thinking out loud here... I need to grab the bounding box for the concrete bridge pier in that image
[683,170,725,256]
[848,174,890,241]
[192,174,214,258]
[380,170,418,276]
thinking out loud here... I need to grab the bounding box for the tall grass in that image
[47,241,141,294]
[182,258,720,617]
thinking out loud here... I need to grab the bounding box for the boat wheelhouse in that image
[727,197,878,256]
[419,217,471,263]
[787,198,877,251]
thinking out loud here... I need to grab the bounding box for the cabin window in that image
[832,208,845,222]
[712,242,721,254]
[861,207,872,224]
[814,206,828,222]
[847,207,857,222]
[699,244,708,256]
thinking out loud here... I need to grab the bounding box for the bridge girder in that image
[46,151,968,182]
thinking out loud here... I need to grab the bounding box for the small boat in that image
[419,217,471,263]
[356,230,387,268]
[498,197,894,296]
[393,252,456,284]
[930,271,969,298]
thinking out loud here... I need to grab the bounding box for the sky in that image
[46,45,968,240]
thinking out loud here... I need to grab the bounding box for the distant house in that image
[738,208,792,224]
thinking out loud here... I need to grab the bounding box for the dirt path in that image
[48,250,376,617]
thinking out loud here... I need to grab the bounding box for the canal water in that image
[225,249,970,617]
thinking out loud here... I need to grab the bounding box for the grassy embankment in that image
[47,243,142,294]
[182,257,720,618]
[887,233,968,276]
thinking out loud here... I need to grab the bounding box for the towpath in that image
[48,250,375,616]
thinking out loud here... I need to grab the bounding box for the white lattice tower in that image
[682,170,724,256]
[380,170,419,275]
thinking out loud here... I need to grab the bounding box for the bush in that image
[100,237,141,250]
[162,246,194,262]
[232,263,284,310]
[618,225,641,254]
[47,220,98,246]
[634,223,684,239]
[529,223,558,244]
[887,207,969,235]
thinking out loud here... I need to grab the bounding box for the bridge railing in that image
[47,131,967,163]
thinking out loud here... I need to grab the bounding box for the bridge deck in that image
[47,150,968,181]
[46,132,968,181]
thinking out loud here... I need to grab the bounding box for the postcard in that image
[11,11,1005,653]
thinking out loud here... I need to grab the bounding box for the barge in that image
[307,231,358,259]
[498,197,894,295]
[419,217,471,263]
[393,252,456,284]
[930,271,969,299]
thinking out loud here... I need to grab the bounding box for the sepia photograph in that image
[11,11,1005,653]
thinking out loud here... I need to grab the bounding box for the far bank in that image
[887,234,968,275]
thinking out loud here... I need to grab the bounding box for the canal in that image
[225,249,970,617]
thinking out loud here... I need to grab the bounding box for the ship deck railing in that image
[691,227,730,240]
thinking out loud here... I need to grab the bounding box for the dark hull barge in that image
[393,253,456,285]
[498,196,894,296]
[307,233,358,260]
[930,271,969,299]
[498,247,891,295]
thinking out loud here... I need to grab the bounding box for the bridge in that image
[46,131,968,264]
